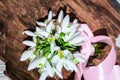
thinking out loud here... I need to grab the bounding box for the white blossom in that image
[21,10,86,80]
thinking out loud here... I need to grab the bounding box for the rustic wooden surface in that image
[0,0,120,80]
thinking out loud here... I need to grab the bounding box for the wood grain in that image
[0,0,120,80]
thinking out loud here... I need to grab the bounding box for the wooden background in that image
[0,0,120,80]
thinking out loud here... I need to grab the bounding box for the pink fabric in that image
[74,24,120,80]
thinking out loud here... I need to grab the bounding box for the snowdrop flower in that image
[20,37,37,61]
[28,57,47,70]
[20,49,35,61]
[51,50,85,73]
[23,26,50,39]
[21,10,86,80]
[55,12,84,46]
[116,34,120,48]
[37,11,52,27]
[52,53,77,73]
[23,11,53,39]
[73,51,85,63]
[38,61,54,80]
[39,61,61,80]
[26,21,53,39]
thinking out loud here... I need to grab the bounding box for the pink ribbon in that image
[75,24,120,80]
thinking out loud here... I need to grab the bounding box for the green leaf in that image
[60,32,65,38]
[93,43,104,56]
[36,36,41,42]
[43,51,50,57]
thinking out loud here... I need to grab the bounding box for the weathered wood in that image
[0,0,120,80]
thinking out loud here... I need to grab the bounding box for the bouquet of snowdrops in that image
[20,10,85,80]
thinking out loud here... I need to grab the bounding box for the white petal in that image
[64,59,77,72]
[69,35,84,46]
[58,10,63,23]
[20,49,34,61]
[61,15,70,32]
[54,46,60,51]
[63,63,70,71]
[36,21,46,26]
[54,33,59,38]
[22,40,36,47]
[70,31,80,39]
[63,50,71,57]
[63,27,77,42]
[73,52,85,62]
[33,37,37,43]
[51,55,59,65]
[63,24,77,41]
[35,32,44,39]
[53,68,63,79]
[72,43,83,46]
[56,25,61,34]
[36,27,43,33]
[46,61,54,77]
[63,34,70,42]
[70,23,77,33]
[28,57,46,70]
[36,27,49,38]
[23,30,36,36]
[116,34,120,48]
[46,21,53,33]
[39,71,48,80]
[56,60,62,72]
[50,41,55,54]
[48,11,52,22]
[73,19,78,24]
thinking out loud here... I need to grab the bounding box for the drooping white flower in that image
[20,49,34,61]
[21,10,86,80]
[21,36,37,61]
[68,32,84,46]
[35,27,49,38]
[39,61,54,80]
[55,14,84,46]
[73,51,85,63]
[51,50,84,73]
[63,58,77,72]
[28,57,47,71]
[37,11,52,27]
[116,34,120,48]
[38,52,63,80]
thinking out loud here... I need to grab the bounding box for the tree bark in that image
[0,0,120,80]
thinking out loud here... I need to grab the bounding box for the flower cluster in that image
[20,10,85,80]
